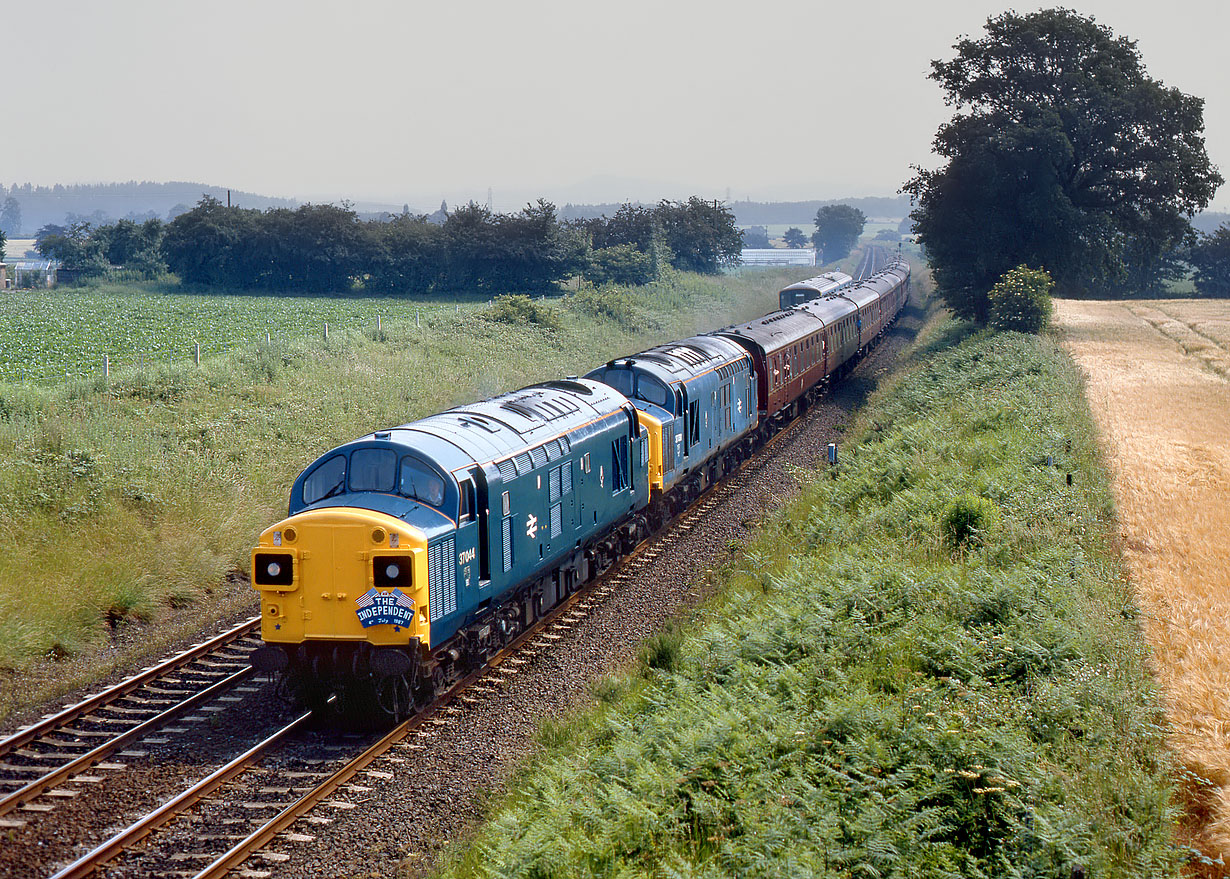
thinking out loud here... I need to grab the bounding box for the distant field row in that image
[0,286,463,383]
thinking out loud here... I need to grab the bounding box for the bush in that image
[987,265,1054,333]
[486,294,561,331]
[585,244,656,286]
[941,493,999,550]
[567,286,639,328]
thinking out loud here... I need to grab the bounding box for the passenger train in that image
[250,260,912,718]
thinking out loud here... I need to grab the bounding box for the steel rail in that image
[0,666,254,818]
[45,307,909,874]
[0,616,261,758]
[191,573,610,878]
[47,711,315,879]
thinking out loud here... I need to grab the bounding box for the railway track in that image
[0,619,262,829]
[854,243,885,280]
[12,294,912,878]
[33,335,852,879]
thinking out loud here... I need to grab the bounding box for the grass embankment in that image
[0,269,799,716]
[434,325,1181,877]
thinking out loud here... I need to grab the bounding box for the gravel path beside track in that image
[258,296,926,879]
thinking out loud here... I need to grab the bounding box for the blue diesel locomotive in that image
[250,261,910,718]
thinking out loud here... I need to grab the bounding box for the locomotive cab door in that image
[675,386,689,463]
[456,470,483,594]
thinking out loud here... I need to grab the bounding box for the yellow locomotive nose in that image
[252,508,430,648]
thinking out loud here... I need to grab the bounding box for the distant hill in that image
[0,181,296,235]
[560,196,914,227]
[730,197,914,225]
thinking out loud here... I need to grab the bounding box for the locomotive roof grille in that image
[500,393,582,422]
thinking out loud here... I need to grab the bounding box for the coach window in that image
[349,448,397,493]
[302,454,347,505]
[399,455,446,508]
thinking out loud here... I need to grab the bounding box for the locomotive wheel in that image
[377,674,415,721]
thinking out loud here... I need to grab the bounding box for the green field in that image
[0,283,465,383]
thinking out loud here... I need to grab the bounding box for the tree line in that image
[31,196,743,294]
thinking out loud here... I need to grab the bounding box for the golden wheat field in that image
[1055,298,1230,860]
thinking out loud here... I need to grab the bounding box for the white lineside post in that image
[324,322,329,341]
[103,355,110,377]
[266,331,271,343]
[416,309,420,328]
[194,343,200,366]
[377,315,382,334]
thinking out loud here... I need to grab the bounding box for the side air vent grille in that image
[428,537,457,622]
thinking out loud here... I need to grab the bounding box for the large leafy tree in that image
[783,227,808,249]
[163,196,260,287]
[35,221,108,277]
[655,197,742,274]
[812,204,866,262]
[905,8,1222,319]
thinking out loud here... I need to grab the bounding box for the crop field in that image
[1055,298,1230,863]
[0,284,463,383]
[4,239,37,258]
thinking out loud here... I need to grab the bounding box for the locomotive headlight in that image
[374,555,410,589]
[254,552,294,587]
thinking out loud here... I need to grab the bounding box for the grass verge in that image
[432,323,1182,877]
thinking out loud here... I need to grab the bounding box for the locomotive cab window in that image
[635,375,671,409]
[302,454,347,505]
[601,368,633,397]
[458,477,476,522]
[349,448,397,493]
[399,455,446,508]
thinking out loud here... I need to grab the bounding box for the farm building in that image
[0,264,8,289]
[6,258,59,288]
[740,248,817,267]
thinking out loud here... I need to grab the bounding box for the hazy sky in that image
[6,0,1230,211]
